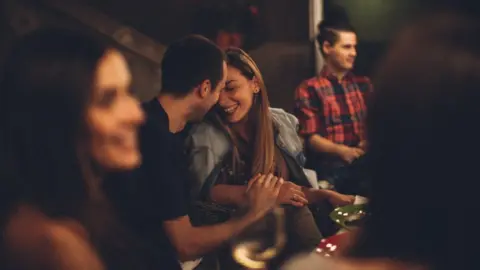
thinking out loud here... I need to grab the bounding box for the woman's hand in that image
[277,181,308,207]
[245,174,284,219]
[247,177,308,207]
[327,191,355,207]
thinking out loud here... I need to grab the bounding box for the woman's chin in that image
[225,112,248,124]
[103,152,142,172]
[226,117,241,124]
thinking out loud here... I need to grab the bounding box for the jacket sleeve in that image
[185,124,229,200]
[283,111,320,189]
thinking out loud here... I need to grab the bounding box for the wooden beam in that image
[43,0,166,64]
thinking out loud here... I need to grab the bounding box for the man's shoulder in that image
[349,72,370,81]
[296,76,332,94]
[139,104,171,143]
[297,76,322,88]
[349,74,372,93]
[351,74,371,84]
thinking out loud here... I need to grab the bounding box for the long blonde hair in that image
[217,47,276,177]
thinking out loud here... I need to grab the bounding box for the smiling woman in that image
[186,47,355,269]
[0,28,161,270]
[88,49,144,171]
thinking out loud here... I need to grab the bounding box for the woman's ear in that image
[251,77,260,93]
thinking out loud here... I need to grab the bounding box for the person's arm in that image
[164,212,257,261]
[140,127,281,262]
[137,162,251,262]
[210,184,248,207]
[186,128,251,208]
[302,187,354,206]
[207,157,249,207]
[308,134,344,156]
[164,174,282,262]
[293,82,325,141]
[294,83,364,163]
[211,181,310,209]
[294,83,340,156]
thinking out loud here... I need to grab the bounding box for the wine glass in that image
[231,207,286,269]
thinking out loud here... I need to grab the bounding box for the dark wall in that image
[88,0,313,110]
[1,0,163,101]
[89,0,310,45]
[88,0,194,44]
[250,0,313,111]
[3,0,313,110]
[328,0,476,77]
[325,0,431,77]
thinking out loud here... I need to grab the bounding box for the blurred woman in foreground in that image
[0,28,158,269]
[283,11,480,270]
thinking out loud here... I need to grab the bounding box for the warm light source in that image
[232,207,286,269]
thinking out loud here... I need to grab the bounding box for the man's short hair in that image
[160,35,226,96]
[316,20,356,56]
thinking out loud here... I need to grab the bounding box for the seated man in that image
[294,20,372,194]
[104,35,282,270]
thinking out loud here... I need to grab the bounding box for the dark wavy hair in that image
[0,28,157,269]
[0,28,107,221]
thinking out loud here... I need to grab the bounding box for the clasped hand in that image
[246,174,308,207]
[246,174,355,208]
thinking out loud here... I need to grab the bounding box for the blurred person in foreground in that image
[283,11,480,270]
[0,28,162,269]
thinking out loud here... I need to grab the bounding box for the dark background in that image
[1,0,478,110]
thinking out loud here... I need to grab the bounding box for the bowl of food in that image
[330,204,368,230]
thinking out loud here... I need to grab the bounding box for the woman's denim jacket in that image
[185,108,319,201]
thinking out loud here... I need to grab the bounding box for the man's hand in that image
[277,181,308,207]
[245,174,283,219]
[337,145,365,164]
[327,191,355,207]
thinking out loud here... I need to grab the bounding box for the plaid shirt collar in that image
[319,66,355,82]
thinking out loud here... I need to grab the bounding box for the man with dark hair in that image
[294,20,372,194]
[161,35,225,98]
[105,35,282,270]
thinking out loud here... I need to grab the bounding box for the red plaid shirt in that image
[294,68,372,147]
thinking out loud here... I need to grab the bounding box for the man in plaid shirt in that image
[294,20,372,192]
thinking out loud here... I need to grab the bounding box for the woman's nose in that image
[124,97,145,126]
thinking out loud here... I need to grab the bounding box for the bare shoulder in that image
[4,205,104,270]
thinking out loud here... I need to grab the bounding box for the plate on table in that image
[330,204,368,230]
[315,232,351,257]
